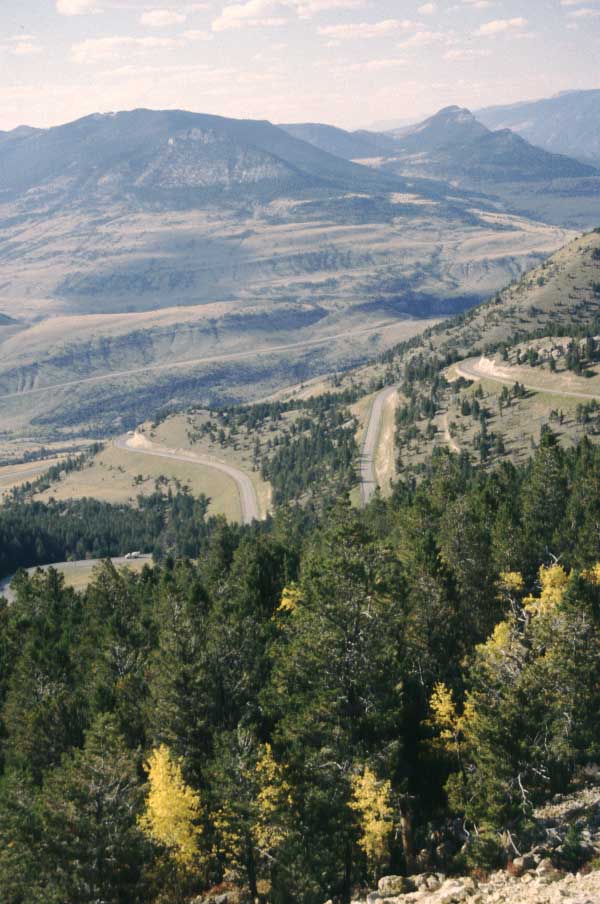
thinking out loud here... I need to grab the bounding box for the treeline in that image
[0,491,221,579]
[3,434,600,902]
[8,443,104,502]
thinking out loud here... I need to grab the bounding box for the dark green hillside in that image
[3,437,600,901]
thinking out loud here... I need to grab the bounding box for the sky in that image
[1,0,599,131]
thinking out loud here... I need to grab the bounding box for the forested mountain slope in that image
[3,437,600,902]
[2,217,600,904]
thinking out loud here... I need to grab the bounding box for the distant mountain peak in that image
[387,104,489,149]
[434,105,474,119]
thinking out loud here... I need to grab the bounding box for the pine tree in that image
[266,505,406,898]
[37,713,146,903]
[146,563,212,781]
[2,569,85,782]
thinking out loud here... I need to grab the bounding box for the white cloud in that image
[2,35,44,56]
[11,41,44,56]
[418,3,437,15]
[100,62,234,82]
[183,29,213,40]
[212,0,289,31]
[212,0,366,29]
[71,35,183,64]
[477,17,527,35]
[317,19,420,39]
[344,57,408,71]
[567,7,600,17]
[397,30,448,48]
[56,0,98,14]
[444,47,491,60]
[461,0,492,7]
[295,0,365,14]
[139,9,187,27]
[358,58,407,70]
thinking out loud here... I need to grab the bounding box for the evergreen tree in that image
[37,713,147,903]
[266,505,406,899]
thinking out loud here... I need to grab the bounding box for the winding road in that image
[456,357,600,402]
[0,463,57,484]
[0,555,153,604]
[0,319,402,403]
[115,434,260,525]
[360,386,397,506]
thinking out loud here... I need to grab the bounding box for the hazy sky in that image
[1,0,599,131]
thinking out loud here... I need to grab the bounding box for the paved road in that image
[456,357,600,402]
[115,435,260,525]
[0,319,401,403]
[360,386,397,506]
[0,463,55,484]
[0,555,153,604]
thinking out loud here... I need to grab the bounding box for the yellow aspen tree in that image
[427,681,476,789]
[253,743,293,857]
[350,766,394,872]
[139,744,203,867]
[428,682,474,755]
[274,584,302,620]
[524,564,569,614]
[498,572,525,595]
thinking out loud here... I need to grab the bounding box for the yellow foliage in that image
[582,562,600,585]
[350,766,394,867]
[498,571,525,595]
[253,743,293,855]
[212,803,244,866]
[428,682,474,755]
[139,745,202,866]
[429,682,458,738]
[524,564,569,614]
[275,584,302,616]
[488,619,513,651]
[212,744,292,869]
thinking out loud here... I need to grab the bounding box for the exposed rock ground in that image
[349,867,600,904]
[348,784,600,904]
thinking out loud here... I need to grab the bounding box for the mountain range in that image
[477,89,600,167]
[0,101,592,439]
[282,105,600,228]
[0,108,404,208]
[283,105,594,183]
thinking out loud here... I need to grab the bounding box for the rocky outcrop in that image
[349,866,600,904]
[345,784,600,904]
